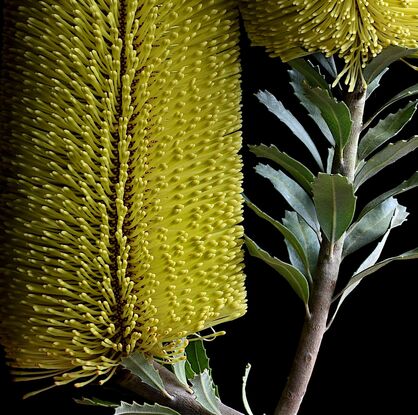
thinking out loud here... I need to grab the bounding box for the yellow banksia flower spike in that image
[239,0,418,91]
[0,0,246,391]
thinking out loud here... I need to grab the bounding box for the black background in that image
[2,23,418,415]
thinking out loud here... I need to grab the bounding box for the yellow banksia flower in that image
[0,0,246,391]
[240,0,418,91]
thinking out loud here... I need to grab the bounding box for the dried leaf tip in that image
[0,0,246,391]
[239,0,418,91]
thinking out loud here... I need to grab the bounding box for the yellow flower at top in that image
[240,0,418,91]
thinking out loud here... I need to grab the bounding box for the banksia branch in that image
[0,0,246,391]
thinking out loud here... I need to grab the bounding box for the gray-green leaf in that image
[245,235,310,304]
[172,359,188,387]
[358,100,418,160]
[282,211,320,278]
[338,247,418,303]
[329,204,408,326]
[186,339,211,375]
[256,90,324,169]
[114,402,181,415]
[288,58,329,89]
[364,82,418,129]
[255,163,319,233]
[343,197,399,257]
[366,68,389,100]
[245,196,314,280]
[312,173,356,244]
[358,171,418,219]
[121,352,170,398]
[289,70,335,146]
[190,370,221,415]
[354,136,418,189]
[304,87,352,150]
[249,144,315,193]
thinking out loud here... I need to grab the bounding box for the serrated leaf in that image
[312,53,337,78]
[364,82,418,129]
[343,198,399,257]
[363,46,418,84]
[190,370,221,415]
[245,235,310,304]
[114,402,181,415]
[304,87,352,150]
[354,136,418,189]
[172,360,188,387]
[366,68,389,100]
[256,90,324,169]
[121,352,169,398]
[329,205,409,327]
[358,100,418,160]
[74,397,119,408]
[358,171,418,219]
[312,173,356,244]
[245,196,313,280]
[185,339,211,375]
[288,57,329,89]
[289,70,335,145]
[282,211,320,277]
[249,144,315,193]
[255,163,319,233]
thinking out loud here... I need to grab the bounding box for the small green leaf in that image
[312,173,356,244]
[343,198,399,257]
[364,82,418,129]
[186,339,211,375]
[358,171,418,219]
[282,211,320,278]
[358,100,418,160]
[249,144,315,193]
[114,402,181,415]
[304,87,352,150]
[256,90,324,169]
[245,196,314,280]
[121,352,170,398]
[245,235,310,304]
[365,68,389,100]
[190,370,222,415]
[74,397,119,408]
[289,70,335,146]
[288,57,329,89]
[363,46,418,84]
[329,204,409,327]
[354,136,418,189]
[312,53,337,78]
[255,164,319,233]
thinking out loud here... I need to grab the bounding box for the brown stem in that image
[113,363,244,415]
[274,239,343,415]
[274,83,367,415]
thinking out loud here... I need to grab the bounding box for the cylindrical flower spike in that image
[240,0,418,91]
[0,0,246,391]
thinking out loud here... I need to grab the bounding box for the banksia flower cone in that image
[0,0,246,391]
[240,0,418,91]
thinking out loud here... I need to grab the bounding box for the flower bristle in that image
[0,0,246,389]
[240,0,418,91]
